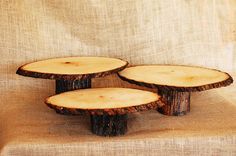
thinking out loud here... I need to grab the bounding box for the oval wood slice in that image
[118,65,233,92]
[17,57,128,80]
[45,88,163,115]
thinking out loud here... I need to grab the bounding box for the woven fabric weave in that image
[0,0,235,155]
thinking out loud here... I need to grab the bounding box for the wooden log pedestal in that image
[90,114,128,136]
[157,89,190,116]
[45,88,163,136]
[118,65,233,116]
[55,79,91,94]
[16,57,128,94]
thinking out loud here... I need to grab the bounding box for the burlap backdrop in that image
[0,0,236,156]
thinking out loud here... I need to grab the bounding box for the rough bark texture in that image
[90,114,128,136]
[118,65,233,92]
[157,89,190,116]
[55,79,91,94]
[45,99,164,116]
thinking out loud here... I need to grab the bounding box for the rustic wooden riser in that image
[90,114,128,136]
[45,88,163,136]
[157,89,190,116]
[55,79,91,94]
[118,65,233,116]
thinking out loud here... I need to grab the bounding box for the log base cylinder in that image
[90,114,128,136]
[55,79,91,94]
[157,89,190,116]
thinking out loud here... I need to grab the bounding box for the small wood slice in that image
[45,88,163,136]
[118,65,233,92]
[45,88,162,115]
[16,57,128,80]
[118,65,233,116]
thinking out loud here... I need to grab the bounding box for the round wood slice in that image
[16,57,128,80]
[118,65,233,92]
[45,88,163,115]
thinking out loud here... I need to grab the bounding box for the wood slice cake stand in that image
[118,65,233,116]
[16,57,128,94]
[45,88,163,136]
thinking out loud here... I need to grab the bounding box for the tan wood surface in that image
[46,88,162,115]
[17,57,128,80]
[118,65,233,92]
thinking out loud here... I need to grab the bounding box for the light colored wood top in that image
[46,88,159,110]
[46,88,159,109]
[118,65,233,91]
[17,57,128,80]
